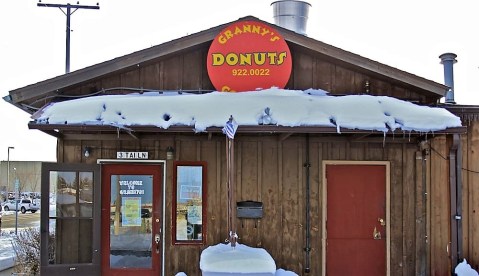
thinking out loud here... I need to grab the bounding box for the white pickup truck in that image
[2,199,39,214]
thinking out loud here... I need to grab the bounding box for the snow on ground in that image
[0,212,17,272]
[1,210,477,275]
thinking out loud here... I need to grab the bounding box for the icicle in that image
[383,132,386,147]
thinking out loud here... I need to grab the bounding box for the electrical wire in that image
[430,146,479,174]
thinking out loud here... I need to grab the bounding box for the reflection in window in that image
[49,171,94,264]
[110,175,153,268]
[173,162,206,244]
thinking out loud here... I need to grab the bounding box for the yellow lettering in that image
[267,52,277,65]
[211,52,287,66]
[253,53,266,65]
[260,28,270,36]
[226,53,239,66]
[242,24,251,33]
[277,52,287,65]
[218,35,227,44]
[252,25,260,34]
[224,30,233,40]
[222,86,236,93]
[234,26,243,35]
[239,53,252,66]
[212,53,225,66]
[270,36,280,42]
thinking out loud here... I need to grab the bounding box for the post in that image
[37,2,100,73]
[14,169,19,235]
[7,147,14,198]
[66,4,71,73]
[223,116,238,247]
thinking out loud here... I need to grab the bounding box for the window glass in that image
[48,171,93,264]
[79,172,94,217]
[173,163,206,244]
[109,174,153,268]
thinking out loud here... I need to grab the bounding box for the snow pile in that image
[455,259,479,276]
[200,243,276,275]
[175,269,297,276]
[32,88,461,133]
[0,232,15,272]
[275,269,297,275]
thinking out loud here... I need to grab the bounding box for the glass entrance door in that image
[101,164,162,276]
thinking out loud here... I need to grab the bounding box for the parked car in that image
[2,199,39,214]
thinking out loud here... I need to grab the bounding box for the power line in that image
[37,1,100,73]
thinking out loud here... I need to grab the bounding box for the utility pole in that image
[37,1,100,73]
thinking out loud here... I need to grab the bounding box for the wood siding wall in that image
[429,136,451,275]
[460,121,479,271]
[65,44,437,106]
[58,133,456,275]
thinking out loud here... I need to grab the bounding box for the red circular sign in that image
[207,20,292,92]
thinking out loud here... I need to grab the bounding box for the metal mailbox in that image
[236,201,263,219]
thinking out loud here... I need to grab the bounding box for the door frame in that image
[321,160,391,276]
[97,159,167,276]
[40,162,101,276]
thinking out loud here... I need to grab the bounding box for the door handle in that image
[155,234,161,253]
[373,227,381,240]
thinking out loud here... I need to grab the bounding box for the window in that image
[172,161,207,244]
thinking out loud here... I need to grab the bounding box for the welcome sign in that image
[207,20,292,92]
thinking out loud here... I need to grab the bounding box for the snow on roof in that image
[200,242,276,274]
[32,88,461,133]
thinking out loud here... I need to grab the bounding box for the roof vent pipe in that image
[439,53,457,104]
[271,0,311,36]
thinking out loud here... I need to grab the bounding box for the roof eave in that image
[28,122,467,137]
[8,16,447,110]
[7,17,243,107]
[279,29,447,97]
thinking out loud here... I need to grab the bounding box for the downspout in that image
[304,134,311,273]
[449,134,462,269]
[422,146,429,275]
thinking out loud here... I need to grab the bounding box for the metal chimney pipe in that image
[439,53,457,104]
[271,0,311,36]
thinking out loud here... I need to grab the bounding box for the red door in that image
[101,164,163,276]
[325,164,387,276]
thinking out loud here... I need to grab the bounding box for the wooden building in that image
[4,15,479,276]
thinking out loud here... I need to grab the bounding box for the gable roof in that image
[5,16,447,114]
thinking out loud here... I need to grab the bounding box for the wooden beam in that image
[278,133,293,141]
[28,122,467,135]
[350,133,372,141]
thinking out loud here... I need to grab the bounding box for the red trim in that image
[172,161,207,245]
[101,163,163,276]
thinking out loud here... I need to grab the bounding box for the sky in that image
[1,0,478,162]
